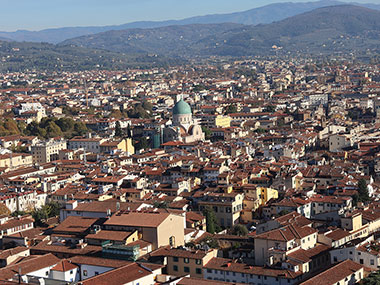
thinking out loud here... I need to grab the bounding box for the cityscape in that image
[0,1,380,284]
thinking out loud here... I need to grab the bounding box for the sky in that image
[0,0,379,31]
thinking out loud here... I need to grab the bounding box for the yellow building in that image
[241,186,278,224]
[100,138,135,155]
[166,248,218,278]
[258,187,278,206]
[215,115,231,128]
[0,153,33,170]
[198,193,244,228]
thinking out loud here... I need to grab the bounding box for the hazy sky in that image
[1,0,379,31]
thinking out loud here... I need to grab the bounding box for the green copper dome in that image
[173,99,192,115]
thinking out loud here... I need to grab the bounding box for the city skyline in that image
[1,0,379,32]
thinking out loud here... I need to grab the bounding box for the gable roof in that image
[50,259,78,272]
[0,254,59,281]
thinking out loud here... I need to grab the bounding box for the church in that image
[163,99,205,143]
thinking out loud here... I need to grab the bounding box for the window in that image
[45,271,48,276]
[207,269,212,273]
[70,270,73,274]
[196,268,202,274]
[83,270,88,276]
[173,257,179,262]
[184,266,190,273]
[173,265,178,272]
[184,258,189,263]
[169,236,175,246]
[196,259,202,265]
[371,260,375,265]
[95,271,99,276]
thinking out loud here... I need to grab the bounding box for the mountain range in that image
[61,5,380,57]
[1,3,380,72]
[0,0,379,44]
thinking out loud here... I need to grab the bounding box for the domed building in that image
[163,99,204,143]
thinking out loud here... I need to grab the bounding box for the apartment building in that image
[68,137,106,154]
[165,248,218,278]
[31,138,67,164]
[198,193,244,228]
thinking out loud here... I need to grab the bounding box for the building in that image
[198,193,244,228]
[100,138,135,155]
[163,99,205,143]
[68,137,106,153]
[31,138,67,164]
[165,248,218,278]
[103,210,185,249]
[254,224,318,266]
[300,259,366,285]
[204,257,302,284]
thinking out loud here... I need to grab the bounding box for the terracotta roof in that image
[0,217,34,232]
[69,256,130,268]
[50,259,78,272]
[85,230,134,242]
[67,200,143,213]
[255,224,317,242]
[300,260,364,285]
[0,247,29,260]
[104,211,170,228]
[0,253,59,280]
[178,277,244,285]
[204,257,301,279]
[53,216,98,234]
[325,228,351,241]
[81,262,161,285]
[287,244,330,263]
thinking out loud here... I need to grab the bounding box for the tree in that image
[279,210,290,216]
[232,224,248,236]
[265,105,276,113]
[46,121,63,137]
[32,201,61,226]
[142,100,153,112]
[0,203,11,216]
[357,178,370,203]
[56,117,74,133]
[0,119,20,136]
[135,137,150,151]
[201,126,212,140]
[109,109,124,119]
[362,271,380,285]
[203,206,221,234]
[153,201,168,209]
[115,121,123,137]
[73,122,88,137]
[225,105,237,115]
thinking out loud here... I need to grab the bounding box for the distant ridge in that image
[0,0,379,44]
[61,5,380,57]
